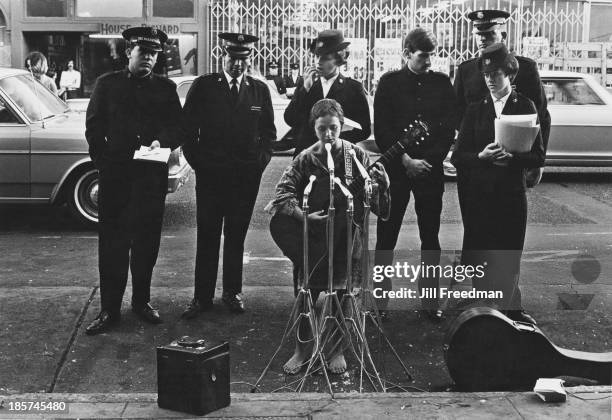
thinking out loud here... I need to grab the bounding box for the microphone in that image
[324,143,334,176]
[303,175,316,197]
[348,149,370,182]
[333,177,353,200]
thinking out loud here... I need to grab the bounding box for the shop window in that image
[77,0,142,18]
[153,0,194,18]
[26,0,67,17]
[589,3,612,42]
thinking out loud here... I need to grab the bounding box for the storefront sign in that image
[99,23,181,37]
[374,38,402,81]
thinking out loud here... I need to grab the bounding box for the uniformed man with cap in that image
[181,32,276,318]
[374,28,457,321]
[454,10,550,224]
[84,26,183,335]
[283,63,303,93]
[284,29,371,156]
[266,60,287,95]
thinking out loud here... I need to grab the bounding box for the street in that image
[1,157,611,395]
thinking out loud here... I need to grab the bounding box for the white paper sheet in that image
[133,146,171,164]
[495,114,540,153]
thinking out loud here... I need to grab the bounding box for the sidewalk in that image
[1,388,610,419]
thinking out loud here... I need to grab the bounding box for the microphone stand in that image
[350,152,413,389]
[252,176,323,393]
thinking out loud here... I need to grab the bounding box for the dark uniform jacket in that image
[85,70,182,169]
[454,55,551,148]
[182,73,276,172]
[266,74,287,95]
[450,90,545,194]
[283,74,303,89]
[284,73,371,155]
[374,67,456,185]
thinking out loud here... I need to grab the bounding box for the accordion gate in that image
[208,0,589,94]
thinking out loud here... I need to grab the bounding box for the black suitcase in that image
[157,337,230,415]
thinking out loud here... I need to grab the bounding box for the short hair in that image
[309,99,345,128]
[403,28,437,53]
[26,52,48,76]
[502,54,519,77]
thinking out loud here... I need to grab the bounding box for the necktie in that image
[230,78,238,105]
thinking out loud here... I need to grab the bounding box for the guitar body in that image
[445,307,612,390]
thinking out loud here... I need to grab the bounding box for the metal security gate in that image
[208,0,587,93]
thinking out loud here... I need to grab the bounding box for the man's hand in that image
[369,162,389,191]
[149,140,161,150]
[302,66,318,92]
[401,155,431,178]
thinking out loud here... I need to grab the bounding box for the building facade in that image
[2,0,612,96]
[3,0,208,95]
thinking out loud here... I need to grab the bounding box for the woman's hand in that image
[492,150,513,166]
[369,162,389,191]
[307,210,328,224]
[478,142,506,161]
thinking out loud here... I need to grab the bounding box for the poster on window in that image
[522,37,550,60]
[436,23,454,49]
[341,38,368,83]
[374,38,403,82]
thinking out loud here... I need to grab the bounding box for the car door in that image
[0,93,31,200]
[543,76,612,164]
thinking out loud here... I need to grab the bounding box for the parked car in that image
[443,70,612,177]
[0,67,192,226]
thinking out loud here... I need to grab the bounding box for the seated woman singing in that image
[267,98,390,374]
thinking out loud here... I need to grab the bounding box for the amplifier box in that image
[157,337,230,415]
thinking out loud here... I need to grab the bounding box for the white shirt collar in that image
[320,72,339,98]
[223,71,243,91]
[491,90,512,118]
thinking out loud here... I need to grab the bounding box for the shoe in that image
[505,310,537,325]
[419,309,444,322]
[181,298,213,319]
[85,310,119,335]
[222,292,245,313]
[131,303,162,324]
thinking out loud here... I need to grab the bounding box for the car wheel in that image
[67,168,99,226]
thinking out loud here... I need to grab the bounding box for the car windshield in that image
[543,78,605,105]
[0,74,68,122]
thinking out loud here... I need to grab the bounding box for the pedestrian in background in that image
[59,59,82,100]
[26,51,58,96]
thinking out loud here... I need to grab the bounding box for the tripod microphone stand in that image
[252,175,324,393]
[349,152,413,389]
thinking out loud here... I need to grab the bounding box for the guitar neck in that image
[347,141,405,197]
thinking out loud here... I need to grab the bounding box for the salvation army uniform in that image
[283,63,303,89]
[451,44,545,322]
[181,32,276,316]
[454,10,551,223]
[84,27,182,334]
[266,61,287,95]
[284,31,371,156]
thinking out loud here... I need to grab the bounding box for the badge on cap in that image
[484,58,491,65]
[318,41,324,48]
[238,34,244,42]
[477,11,484,19]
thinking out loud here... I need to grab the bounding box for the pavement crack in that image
[506,394,526,420]
[47,286,98,393]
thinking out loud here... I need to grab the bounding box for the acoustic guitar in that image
[444,307,612,391]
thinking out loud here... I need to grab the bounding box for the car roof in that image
[0,67,30,79]
[540,70,589,79]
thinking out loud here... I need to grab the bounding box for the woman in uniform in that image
[450,43,545,324]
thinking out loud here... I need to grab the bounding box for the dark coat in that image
[85,70,182,169]
[450,90,545,194]
[374,67,456,186]
[454,55,551,148]
[267,74,287,95]
[283,74,303,89]
[284,73,371,156]
[181,73,277,172]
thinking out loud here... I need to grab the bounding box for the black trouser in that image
[98,160,168,316]
[465,189,527,310]
[193,168,262,301]
[375,169,443,310]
